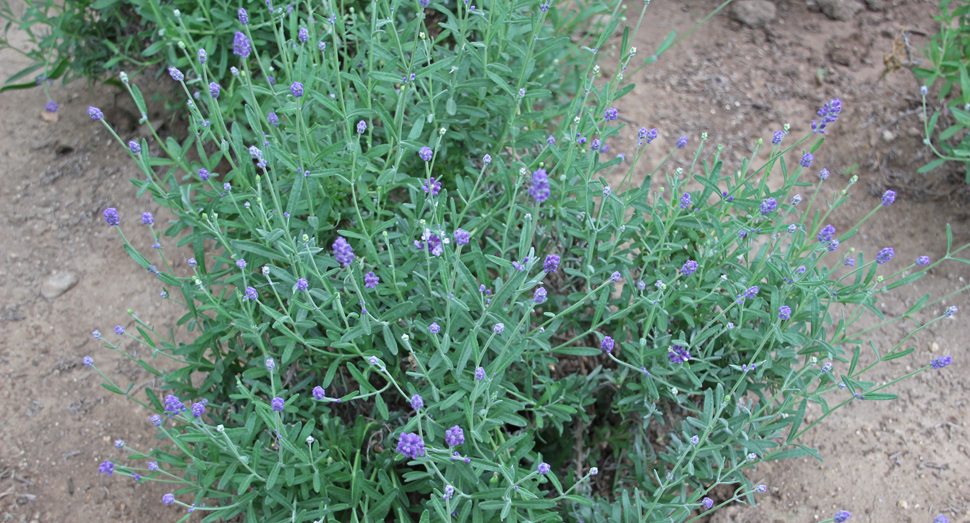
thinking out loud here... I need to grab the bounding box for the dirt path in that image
[0,0,967,522]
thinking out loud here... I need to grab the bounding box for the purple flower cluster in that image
[169,67,184,81]
[233,32,251,58]
[677,136,688,148]
[128,140,141,154]
[364,271,379,289]
[297,278,309,291]
[681,260,698,276]
[103,207,120,225]
[429,323,440,334]
[680,193,691,209]
[537,462,551,475]
[445,425,464,446]
[419,146,433,161]
[800,153,813,168]
[812,98,842,134]
[475,367,486,381]
[668,345,690,364]
[833,510,851,523]
[454,228,470,246]
[917,256,930,266]
[637,127,658,146]
[702,498,714,510]
[410,394,424,410]
[88,106,103,120]
[164,395,185,417]
[778,306,791,320]
[543,254,560,272]
[312,386,326,400]
[291,82,303,98]
[357,120,367,134]
[422,177,441,196]
[604,107,618,121]
[760,197,777,215]
[881,190,896,206]
[534,287,547,304]
[271,397,285,412]
[819,168,830,180]
[600,336,614,354]
[875,247,894,265]
[333,237,354,266]
[529,168,551,204]
[192,402,205,418]
[827,239,840,252]
[46,100,59,113]
[298,27,309,43]
[244,286,258,300]
[818,224,836,243]
[99,461,114,475]
[931,356,952,369]
[772,131,783,145]
[209,82,220,98]
[397,432,426,459]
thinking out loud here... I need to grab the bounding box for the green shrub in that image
[915,0,970,180]
[84,1,968,522]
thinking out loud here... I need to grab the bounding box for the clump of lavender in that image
[88,106,103,120]
[702,498,714,510]
[244,286,258,300]
[410,394,424,410]
[454,229,470,246]
[533,287,547,304]
[45,100,59,113]
[445,426,464,446]
[103,207,120,225]
[333,237,354,267]
[604,107,618,121]
[298,27,308,43]
[944,306,957,317]
[268,113,279,126]
[827,239,840,252]
[397,432,426,459]
[537,462,551,474]
[364,272,379,289]
[271,397,285,412]
[812,98,842,134]
[833,510,851,523]
[475,367,486,381]
[668,345,690,364]
[931,356,952,369]
[168,67,184,81]
[681,260,698,276]
[543,254,560,272]
[493,323,505,334]
[233,32,251,58]
[760,197,777,215]
[422,177,441,196]
[312,386,326,400]
[290,82,303,98]
[600,336,614,354]
[917,256,930,266]
[677,136,688,148]
[818,225,836,243]
[800,153,813,168]
[778,306,791,320]
[238,7,248,24]
[418,146,433,161]
[881,190,896,206]
[357,120,367,134]
[429,323,440,334]
[819,168,830,180]
[680,193,691,209]
[529,168,551,204]
[296,278,309,291]
[772,131,783,145]
[875,247,894,265]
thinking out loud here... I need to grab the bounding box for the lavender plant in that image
[85,0,968,522]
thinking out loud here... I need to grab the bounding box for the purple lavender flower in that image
[772,131,783,145]
[754,485,766,493]
[168,67,184,81]
[88,106,103,120]
[208,82,220,98]
[681,260,698,276]
[236,259,247,269]
[932,515,948,523]
[296,278,309,291]
[604,107,618,121]
[422,177,441,196]
[265,358,275,371]
[268,112,279,127]
[547,135,556,145]
[429,323,440,334]
[791,194,802,206]
[164,395,185,416]
[760,197,777,215]
[411,394,424,410]
[917,256,930,266]
[844,258,855,266]
[298,27,308,43]
[419,146,433,161]
[668,345,690,364]
[543,254,560,272]
[103,207,119,225]
[454,228,470,246]
[99,461,114,475]
[312,386,326,400]
[610,271,621,282]
[45,100,59,113]
[833,510,851,523]
[818,225,836,243]
[139,212,153,225]
[244,286,258,300]
[537,462,551,474]
[646,128,658,144]
[443,485,455,499]
[944,306,957,317]
[600,336,615,354]
[637,280,646,290]
[290,82,303,98]
[677,136,688,148]
[115,325,125,335]
[876,247,894,265]
[800,153,813,168]
[812,98,842,134]
[778,306,791,320]
[83,356,93,366]
[233,32,251,58]
[445,425,465,446]
[198,168,210,181]
[148,462,158,471]
[192,402,205,418]
[680,193,691,209]
[238,7,248,24]
[150,414,161,426]
[271,397,285,412]
[162,493,175,505]
[475,367,486,381]
[357,120,367,134]
[534,287,547,304]
[819,168,830,181]
[493,323,504,334]
[198,48,207,64]
[333,236,354,267]
[702,498,714,510]
[364,271,379,289]
[483,154,492,164]
[267,76,275,86]
[827,239,840,252]
[529,168,551,204]
[397,432,426,459]
[881,190,896,206]
[744,286,759,299]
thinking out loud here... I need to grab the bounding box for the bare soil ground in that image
[0,0,968,522]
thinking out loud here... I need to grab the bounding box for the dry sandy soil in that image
[0,0,968,522]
